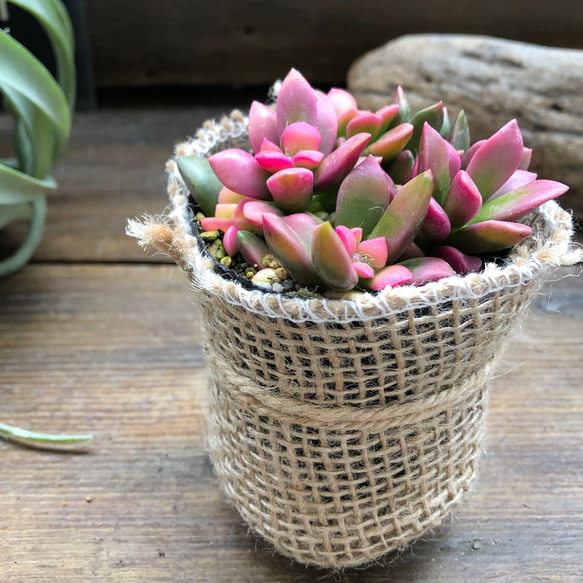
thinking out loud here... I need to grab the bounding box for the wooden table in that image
[1,100,582,582]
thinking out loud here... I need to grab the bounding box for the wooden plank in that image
[1,263,582,581]
[85,1,583,88]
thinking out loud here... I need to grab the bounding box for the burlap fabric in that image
[127,111,581,568]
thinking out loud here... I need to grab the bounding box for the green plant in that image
[179,68,567,296]
[0,0,73,276]
[0,0,90,447]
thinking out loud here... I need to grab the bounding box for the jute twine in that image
[127,111,582,568]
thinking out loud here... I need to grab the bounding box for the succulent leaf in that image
[416,198,451,245]
[337,108,359,136]
[242,200,285,231]
[262,213,321,286]
[346,113,383,141]
[266,167,314,213]
[433,245,482,275]
[445,139,462,181]
[200,217,251,232]
[489,169,537,201]
[418,123,450,206]
[519,147,532,170]
[316,97,339,156]
[176,155,222,217]
[460,139,486,170]
[366,123,414,161]
[223,224,240,257]
[335,155,392,238]
[356,236,388,269]
[327,88,358,117]
[449,110,470,153]
[236,230,270,268]
[397,242,425,261]
[292,149,325,170]
[335,224,358,257]
[313,132,371,193]
[386,150,415,185]
[440,107,451,139]
[215,203,237,218]
[255,150,293,173]
[311,221,358,291]
[466,120,524,201]
[407,102,444,155]
[281,122,322,156]
[446,220,532,253]
[368,170,434,264]
[469,179,569,224]
[388,86,411,128]
[362,264,413,290]
[282,212,320,246]
[276,68,318,137]
[376,104,400,135]
[248,101,278,154]
[218,186,246,204]
[398,257,456,285]
[208,149,271,200]
[260,138,282,152]
[442,170,483,228]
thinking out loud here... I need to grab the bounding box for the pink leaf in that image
[281,122,322,156]
[433,245,482,275]
[255,150,293,173]
[208,149,271,200]
[466,120,524,200]
[266,168,314,214]
[248,101,278,155]
[316,97,338,156]
[292,149,325,170]
[276,68,318,138]
[443,170,483,228]
[356,236,388,269]
[362,264,412,290]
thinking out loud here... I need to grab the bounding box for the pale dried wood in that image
[1,263,582,581]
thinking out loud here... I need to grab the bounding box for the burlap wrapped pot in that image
[128,111,581,569]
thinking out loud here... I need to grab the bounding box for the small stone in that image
[470,540,482,551]
[262,254,281,269]
[272,283,284,293]
[200,230,220,242]
[208,239,226,259]
[220,256,232,268]
[254,281,272,291]
[274,267,288,281]
[86,496,93,503]
[282,279,295,291]
[195,212,206,223]
[245,268,257,278]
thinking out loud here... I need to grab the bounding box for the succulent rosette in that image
[177,68,568,296]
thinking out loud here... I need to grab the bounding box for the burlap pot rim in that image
[128,110,581,324]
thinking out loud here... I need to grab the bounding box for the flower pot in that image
[129,111,580,568]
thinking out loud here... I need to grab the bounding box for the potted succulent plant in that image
[129,69,580,568]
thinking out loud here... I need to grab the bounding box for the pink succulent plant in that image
[176,68,569,294]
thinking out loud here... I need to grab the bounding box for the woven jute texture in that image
[127,111,582,568]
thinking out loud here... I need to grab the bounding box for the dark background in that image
[9,0,583,108]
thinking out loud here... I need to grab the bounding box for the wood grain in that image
[1,263,582,581]
[85,0,583,88]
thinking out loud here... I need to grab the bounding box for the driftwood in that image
[348,34,583,218]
